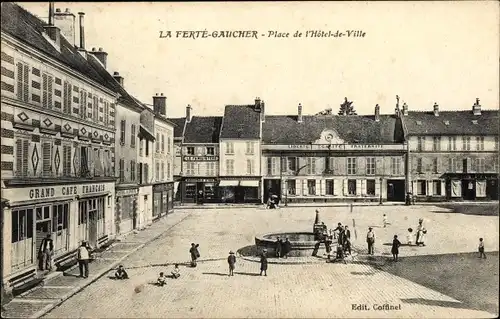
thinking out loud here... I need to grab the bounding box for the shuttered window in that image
[156,161,160,181]
[63,81,72,113]
[131,160,136,181]
[15,138,29,177]
[391,157,401,175]
[16,62,29,102]
[79,90,87,119]
[62,144,72,176]
[92,96,98,122]
[103,101,109,125]
[366,157,375,175]
[161,134,165,153]
[80,146,89,177]
[42,73,53,108]
[161,162,165,180]
[307,158,316,175]
[94,148,102,177]
[347,158,357,175]
[41,141,52,176]
[119,159,125,182]
[130,125,136,148]
[120,120,126,145]
[156,133,160,152]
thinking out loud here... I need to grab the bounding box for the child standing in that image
[478,238,486,259]
[157,272,166,286]
[260,250,268,276]
[383,214,388,228]
[171,264,181,279]
[227,251,236,276]
[391,235,402,262]
[407,228,413,246]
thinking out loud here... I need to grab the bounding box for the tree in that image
[338,97,357,115]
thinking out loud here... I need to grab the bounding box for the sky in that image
[19,1,499,118]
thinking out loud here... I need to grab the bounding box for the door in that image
[235,186,245,203]
[461,179,476,200]
[88,211,98,248]
[386,180,405,202]
[486,179,499,200]
[36,219,51,270]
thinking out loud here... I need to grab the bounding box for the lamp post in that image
[379,177,383,205]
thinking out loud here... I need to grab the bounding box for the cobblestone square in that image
[40,205,498,318]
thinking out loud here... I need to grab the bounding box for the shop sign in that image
[7,183,111,202]
[116,189,139,197]
[262,144,405,151]
[185,178,216,183]
[153,183,174,192]
[183,156,219,162]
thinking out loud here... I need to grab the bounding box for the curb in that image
[25,212,191,319]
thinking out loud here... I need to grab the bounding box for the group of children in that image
[111,264,181,286]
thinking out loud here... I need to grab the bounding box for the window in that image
[448,158,456,173]
[92,96,98,121]
[186,162,195,175]
[417,137,425,151]
[226,142,234,155]
[41,140,53,177]
[307,180,316,195]
[120,120,126,145]
[463,136,471,151]
[267,157,277,175]
[247,159,254,174]
[433,137,441,151]
[347,179,356,195]
[326,157,334,173]
[15,137,29,177]
[161,162,165,180]
[416,158,422,173]
[63,81,73,114]
[326,180,334,195]
[11,208,34,269]
[456,158,463,172]
[16,62,29,102]
[167,137,171,154]
[131,160,136,181]
[287,157,297,172]
[287,180,296,195]
[476,158,485,172]
[417,180,426,195]
[187,147,195,155]
[79,90,87,119]
[433,180,441,195]
[366,157,375,175]
[246,142,254,155]
[103,101,109,125]
[143,163,149,183]
[470,158,476,172]
[156,161,160,181]
[432,158,438,173]
[93,148,103,177]
[161,134,165,153]
[80,146,89,176]
[391,157,401,175]
[119,159,124,182]
[447,136,457,151]
[496,136,499,150]
[307,158,316,175]
[206,147,215,155]
[167,162,171,178]
[62,144,72,176]
[226,159,234,175]
[367,179,376,195]
[156,133,160,152]
[207,162,215,176]
[130,125,136,148]
[494,159,499,173]
[476,136,484,151]
[347,158,357,175]
[139,139,143,156]
[42,73,53,109]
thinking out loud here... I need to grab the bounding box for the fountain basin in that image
[255,232,332,257]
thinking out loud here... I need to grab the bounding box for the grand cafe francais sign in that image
[26,183,110,200]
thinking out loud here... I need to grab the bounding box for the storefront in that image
[219,178,261,203]
[1,181,115,290]
[444,173,499,201]
[152,183,174,219]
[181,178,218,204]
[115,187,139,236]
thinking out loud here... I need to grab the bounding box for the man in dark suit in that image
[343,226,352,255]
[39,234,54,271]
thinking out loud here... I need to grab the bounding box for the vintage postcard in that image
[0,1,498,318]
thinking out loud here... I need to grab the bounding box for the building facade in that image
[403,100,499,201]
[169,117,186,203]
[180,106,222,203]
[137,108,155,227]
[262,103,407,203]
[218,99,263,203]
[1,2,116,292]
[151,94,175,218]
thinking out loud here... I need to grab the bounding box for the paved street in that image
[31,205,500,318]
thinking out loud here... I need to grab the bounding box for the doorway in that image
[88,211,98,248]
[386,179,405,202]
[263,179,281,202]
[35,219,51,271]
[234,186,245,203]
[486,179,499,200]
[461,180,476,200]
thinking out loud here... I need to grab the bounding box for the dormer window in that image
[416,121,422,126]
[472,120,478,125]
[443,121,450,126]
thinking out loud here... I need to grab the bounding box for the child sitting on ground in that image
[157,272,166,286]
[115,265,129,279]
[171,264,181,279]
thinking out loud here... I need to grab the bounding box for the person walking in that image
[38,234,54,271]
[344,226,352,255]
[283,238,292,259]
[227,251,236,276]
[366,227,375,255]
[260,249,268,276]
[391,235,402,262]
[337,226,345,246]
[416,219,427,246]
[275,237,283,258]
[189,243,200,267]
[478,238,486,259]
[77,241,90,278]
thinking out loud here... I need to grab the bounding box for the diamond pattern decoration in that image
[54,148,60,172]
[104,133,109,140]
[17,112,29,122]
[80,127,87,135]
[93,130,99,138]
[42,118,53,127]
[32,144,39,174]
[64,123,71,131]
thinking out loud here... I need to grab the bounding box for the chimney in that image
[44,2,60,48]
[153,93,167,116]
[54,8,75,46]
[78,12,85,50]
[260,100,265,122]
[402,102,408,116]
[374,104,380,122]
[48,2,54,26]
[433,102,439,117]
[113,71,124,87]
[186,104,192,123]
[254,97,262,111]
[89,47,108,68]
[473,98,481,116]
[298,103,303,123]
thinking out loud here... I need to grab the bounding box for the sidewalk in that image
[1,211,190,319]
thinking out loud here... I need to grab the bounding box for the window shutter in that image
[375,179,380,196]
[356,179,361,195]
[23,64,29,102]
[17,63,23,100]
[42,141,52,174]
[333,179,341,196]
[329,157,334,173]
[16,139,23,175]
[42,73,48,107]
[318,179,324,196]
[343,179,348,195]
[358,157,365,175]
[48,76,53,108]
[361,179,366,195]
[302,179,308,196]
[67,83,72,112]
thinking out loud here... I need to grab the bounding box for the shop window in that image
[348,179,356,195]
[367,179,376,195]
[204,183,216,200]
[11,208,34,269]
[287,180,296,195]
[307,180,316,195]
[326,180,334,195]
[417,180,426,195]
[433,180,441,195]
[185,183,196,199]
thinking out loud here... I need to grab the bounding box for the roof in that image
[262,114,403,144]
[1,2,117,94]
[168,117,186,138]
[404,110,499,136]
[220,105,261,139]
[184,116,223,143]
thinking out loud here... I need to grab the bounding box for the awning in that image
[240,180,259,187]
[139,126,155,141]
[219,180,239,187]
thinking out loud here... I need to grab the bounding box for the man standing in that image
[190,243,200,267]
[77,241,90,278]
[275,237,282,258]
[38,234,54,271]
[344,226,352,255]
[366,227,375,255]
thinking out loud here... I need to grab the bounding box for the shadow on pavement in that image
[433,203,499,216]
[233,271,261,277]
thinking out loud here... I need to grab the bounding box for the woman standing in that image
[260,249,268,276]
[189,243,200,267]
[391,235,402,262]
